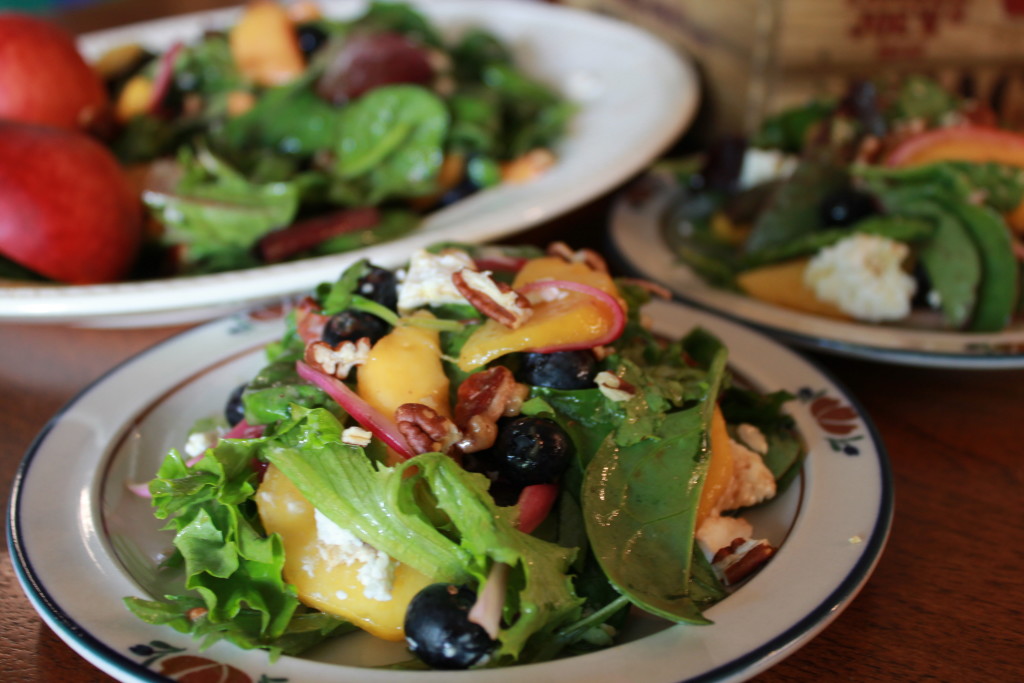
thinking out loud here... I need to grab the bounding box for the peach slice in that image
[737,259,851,320]
[229,0,305,87]
[457,257,624,371]
[695,406,734,529]
[256,464,434,641]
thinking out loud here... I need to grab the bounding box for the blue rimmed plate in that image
[609,172,1024,369]
[9,297,891,682]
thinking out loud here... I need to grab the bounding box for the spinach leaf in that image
[739,215,934,269]
[217,79,340,156]
[743,159,850,256]
[582,348,728,624]
[334,85,448,202]
[349,0,443,48]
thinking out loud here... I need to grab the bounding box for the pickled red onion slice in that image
[147,41,183,114]
[515,483,559,534]
[296,360,414,458]
[518,279,626,351]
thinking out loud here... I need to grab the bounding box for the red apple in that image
[0,121,142,284]
[0,13,110,131]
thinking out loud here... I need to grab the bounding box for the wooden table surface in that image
[2,1,1022,681]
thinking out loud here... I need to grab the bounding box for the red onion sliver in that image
[467,562,509,639]
[473,255,528,272]
[517,279,626,352]
[296,360,414,458]
[515,483,559,534]
[147,41,184,114]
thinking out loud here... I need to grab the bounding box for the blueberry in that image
[516,351,597,390]
[322,310,389,346]
[225,383,247,426]
[482,416,573,487]
[404,583,496,670]
[819,188,877,228]
[356,265,398,311]
[296,24,329,58]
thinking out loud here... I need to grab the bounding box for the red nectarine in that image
[0,13,110,131]
[0,121,142,284]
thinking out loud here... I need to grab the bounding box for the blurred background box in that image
[565,0,1024,137]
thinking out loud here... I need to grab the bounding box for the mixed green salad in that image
[661,75,1024,332]
[124,243,805,670]
[82,1,572,278]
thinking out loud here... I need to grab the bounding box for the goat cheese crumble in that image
[397,249,475,312]
[804,233,916,321]
[314,508,396,602]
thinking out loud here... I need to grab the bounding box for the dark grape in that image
[322,310,389,345]
[516,350,596,390]
[482,416,573,487]
[819,188,877,227]
[296,23,329,58]
[404,584,495,670]
[356,265,398,310]
[224,383,247,426]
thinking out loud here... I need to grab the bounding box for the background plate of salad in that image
[0,0,697,327]
[9,292,892,682]
[610,171,1024,369]
[609,74,1024,369]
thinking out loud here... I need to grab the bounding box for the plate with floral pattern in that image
[8,297,891,682]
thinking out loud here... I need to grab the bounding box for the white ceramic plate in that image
[9,297,891,683]
[0,0,697,328]
[609,172,1024,369]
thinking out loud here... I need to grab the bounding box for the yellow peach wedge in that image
[256,464,433,641]
[458,257,624,372]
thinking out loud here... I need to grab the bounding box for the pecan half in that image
[453,366,530,453]
[395,403,461,455]
[594,370,636,402]
[340,426,373,447]
[304,337,372,379]
[712,537,777,585]
[546,241,608,273]
[452,268,533,329]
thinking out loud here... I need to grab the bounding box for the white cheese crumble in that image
[397,249,475,312]
[184,429,221,458]
[718,436,777,512]
[738,148,799,190]
[804,234,916,322]
[736,423,768,456]
[313,508,396,601]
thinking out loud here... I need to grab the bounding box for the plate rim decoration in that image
[8,296,892,683]
[608,171,1024,369]
[0,0,698,328]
